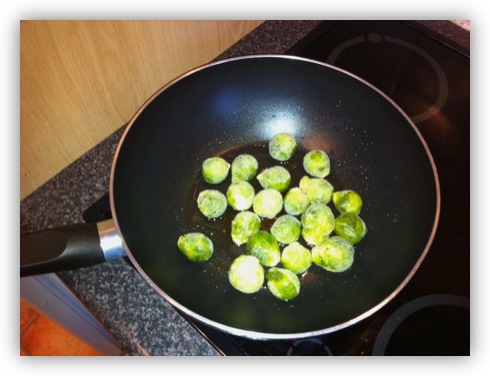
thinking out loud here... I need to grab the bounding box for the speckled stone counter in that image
[20,20,469,356]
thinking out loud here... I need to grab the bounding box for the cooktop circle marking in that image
[326,34,448,123]
[372,293,470,355]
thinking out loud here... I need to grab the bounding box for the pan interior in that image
[112,56,438,337]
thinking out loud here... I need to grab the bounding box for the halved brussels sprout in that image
[231,154,259,182]
[257,166,291,193]
[299,176,334,204]
[266,267,300,301]
[269,133,297,162]
[281,242,312,274]
[229,255,265,294]
[332,190,363,215]
[301,203,335,245]
[334,213,367,244]
[177,232,213,262]
[252,189,283,219]
[303,150,330,178]
[246,230,281,267]
[227,181,255,211]
[231,211,261,246]
[284,187,310,216]
[197,189,227,219]
[202,157,230,184]
[270,214,301,245]
[311,236,354,273]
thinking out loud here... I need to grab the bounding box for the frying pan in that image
[21,55,440,339]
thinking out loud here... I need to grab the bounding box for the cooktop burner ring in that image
[372,294,470,355]
[326,32,448,123]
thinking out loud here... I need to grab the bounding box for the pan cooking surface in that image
[111,56,439,338]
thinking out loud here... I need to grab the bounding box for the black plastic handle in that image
[20,222,106,277]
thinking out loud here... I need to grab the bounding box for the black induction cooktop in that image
[84,21,469,355]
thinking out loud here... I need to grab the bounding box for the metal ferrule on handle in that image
[97,219,126,261]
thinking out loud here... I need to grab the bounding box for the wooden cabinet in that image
[20,20,263,199]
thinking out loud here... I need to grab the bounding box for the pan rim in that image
[109,54,441,340]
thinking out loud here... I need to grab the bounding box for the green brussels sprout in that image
[299,176,334,204]
[229,255,265,294]
[312,236,354,273]
[303,150,331,178]
[334,213,367,244]
[269,133,297,161]
[231,154,259,182]
[284,187,310,216]
[301,203,335,245]
[266,267,301,301]
[270,214,301,245]
[197,189,228,219]
[252,189,283,219]
[226,181,255,211]
[201,157,230,184]
[332,190,363,215]
[256,166,291,193]
[231,211,261,246]
[246,230,281,267]
[281,242,312,274]
[177,232,213,262]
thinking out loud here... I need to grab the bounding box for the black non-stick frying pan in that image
[21,55,440,339]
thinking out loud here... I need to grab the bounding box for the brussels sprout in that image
[312,236,354,273]
[303,150,331,178]
[266,267,301,301]
[332,190,363,215]
[227,181,255,211]
[231,211,261,246]
[270,214,301,245]
[202,157,230,184]
[299,176,334,204]
[197,189,228,219]
[284,187,310,216]
[231,154,259,182]
[229,255,265,294]
[301,203,335,245]
[281,242,312,274]
[269,133,297,161]
[334,213,367,244]
[246,230,281,267]
[177,232,213,262]
[252,189,283,219]
[257,166,291,193]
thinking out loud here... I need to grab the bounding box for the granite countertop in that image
[20,20,469,356]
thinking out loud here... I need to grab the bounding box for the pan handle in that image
[20,219,126,277]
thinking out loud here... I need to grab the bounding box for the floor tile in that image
[20,310,103,356]
[20,299,40,332]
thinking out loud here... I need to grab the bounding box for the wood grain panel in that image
[20,20,263,200]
